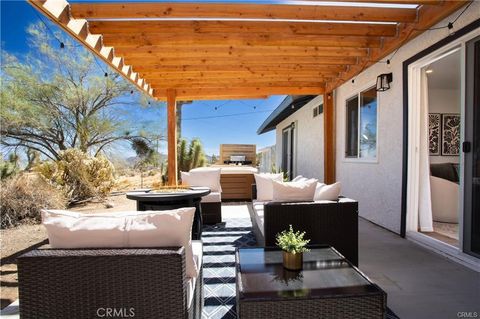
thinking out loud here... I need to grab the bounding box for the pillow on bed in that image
[254,173,283,201]
[314,182,341,201]
[42,207,198,278]
[272,179,318,202]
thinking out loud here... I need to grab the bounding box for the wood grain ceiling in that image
[29,0,469,100]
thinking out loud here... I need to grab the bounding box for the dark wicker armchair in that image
[251,185,359,266]
[18,246,203,319]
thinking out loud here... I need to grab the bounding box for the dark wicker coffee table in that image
[235,246,386,319]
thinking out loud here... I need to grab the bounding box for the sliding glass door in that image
[281,123,295,181]
[464,36,480,258]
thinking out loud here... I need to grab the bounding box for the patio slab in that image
[358,218,480,319]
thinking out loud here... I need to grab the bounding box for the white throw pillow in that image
[181,168,222,192]
[314,182,341,201]
[254,173,283,201]
[272,179,318,202]
[291,175,307,182]
[42,208,198,278]
[126,208,197,278]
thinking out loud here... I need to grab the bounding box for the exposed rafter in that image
[29,0,471,100]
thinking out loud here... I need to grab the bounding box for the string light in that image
[183,109,275,121]
[344,0,473,85]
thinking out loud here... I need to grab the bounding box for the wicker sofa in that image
[250,185,359,266]
[18,242,203,319]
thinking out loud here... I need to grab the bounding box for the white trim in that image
[407,231,480,272]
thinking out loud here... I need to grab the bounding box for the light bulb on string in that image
[448,22,454,35]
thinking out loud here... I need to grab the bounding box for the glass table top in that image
[236,247,381,301]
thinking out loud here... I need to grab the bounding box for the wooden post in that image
[323,91,336,184]
[167,89,178,186]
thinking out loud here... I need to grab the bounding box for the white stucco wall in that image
[275,96,325,181]
[334,3,480,233]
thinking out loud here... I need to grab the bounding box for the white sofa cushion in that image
[251,200,265,236]
[42,208,198,278]
[314,182,341,201]
[201,192,221,203]
[430,176,459,223]
[291,175,307,182]
[254,173,283,201]
[188,240,203,309]
[181,168,222,192]
[272,179,318,202]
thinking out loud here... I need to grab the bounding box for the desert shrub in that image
[35,149,116,203]
[0,173,67,228]
[0,154,19,180]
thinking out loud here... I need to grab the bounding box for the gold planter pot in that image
[282,251,303,270]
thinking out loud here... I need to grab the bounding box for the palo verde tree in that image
[0,22,152,160]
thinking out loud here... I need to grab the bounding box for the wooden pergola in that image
[29,0,469,185]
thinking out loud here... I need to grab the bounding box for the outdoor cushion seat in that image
[250,183,359,266]
[201,192,221,203]
[18,242,204,319]
[188,241,204,309]
[182,169,223,224]
[252,200,266,235]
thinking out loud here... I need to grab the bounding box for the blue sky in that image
[1,0,280,157]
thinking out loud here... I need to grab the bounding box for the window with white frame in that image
[345,86,378,159]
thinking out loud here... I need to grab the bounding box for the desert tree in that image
[0,22,157,161]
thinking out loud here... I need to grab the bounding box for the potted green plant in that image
[275,225,310,271]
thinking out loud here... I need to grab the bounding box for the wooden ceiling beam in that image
[142,70,340,78]
[122,56,358,66]
[302,0,439,4]
[157,95,269,101]
[151,81,328,89]
[134,64,346,73]
[154,86,325,100]
[89,20,397,37]
[103,33,382,48]
[326,1,470,91]
[114,45,369,58]
[71,3,417,23]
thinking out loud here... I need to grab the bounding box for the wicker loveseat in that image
[250,185,359,266]
[18,242,203,319]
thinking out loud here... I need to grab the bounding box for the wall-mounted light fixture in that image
[376,72,393,92]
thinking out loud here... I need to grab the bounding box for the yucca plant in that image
[276,225,310,254]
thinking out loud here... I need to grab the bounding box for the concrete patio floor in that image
[358,218,480,319]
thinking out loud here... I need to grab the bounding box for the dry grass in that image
[0,173,67,229]
[114,171,164,191]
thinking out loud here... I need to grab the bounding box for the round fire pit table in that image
[126,187,211,240]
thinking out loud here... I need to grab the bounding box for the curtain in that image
[418,69,434,232]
